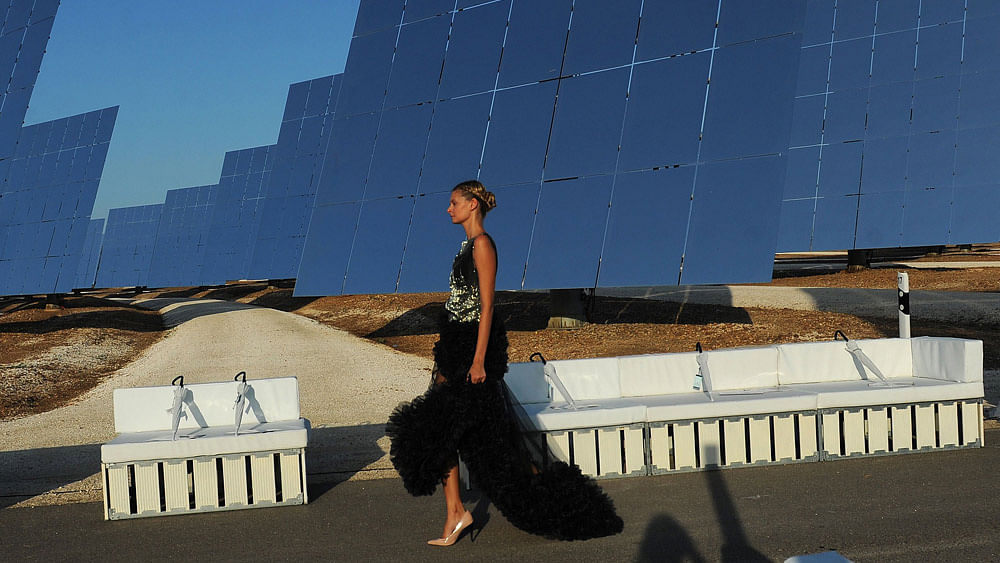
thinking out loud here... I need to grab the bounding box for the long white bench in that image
[506,336,984,479]
[101,376,309,520]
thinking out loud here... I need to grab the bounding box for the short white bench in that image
[506,336,984,479]
[101,376,309,520]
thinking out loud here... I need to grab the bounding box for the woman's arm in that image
[468,235,497,384]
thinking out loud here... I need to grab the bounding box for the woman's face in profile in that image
[447,191,476,224]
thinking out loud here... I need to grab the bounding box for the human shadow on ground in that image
[636,446,770,562]
[366,290,753,338]
[636,513,705,563]
[0,424,387,510]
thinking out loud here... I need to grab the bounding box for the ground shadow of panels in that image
[146,185,218,288]
[73,218,103,289]
[95,204,163,289]
[201,145,274,285]
[297,0,805,296]
[0,0,59,158]
[0,106,118,296]
[779,2,1000,252]
[248,74,342,281]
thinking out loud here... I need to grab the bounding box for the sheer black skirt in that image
[385,316,623,541]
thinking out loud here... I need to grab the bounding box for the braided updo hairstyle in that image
[453,180,496,217]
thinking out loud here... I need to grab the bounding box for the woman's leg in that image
[439,456,465,538]
[430,364,467,537]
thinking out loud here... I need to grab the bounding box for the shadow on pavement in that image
[636,445,770,562]
[636,513,705,562]
[0,443,100,509]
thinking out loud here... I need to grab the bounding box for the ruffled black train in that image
[385,317,624,541]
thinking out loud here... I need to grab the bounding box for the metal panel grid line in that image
[297,0,808,296]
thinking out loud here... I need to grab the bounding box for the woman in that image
[386,180,623,546]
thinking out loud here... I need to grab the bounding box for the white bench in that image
[101,376,309,520]
[506,336,984,479]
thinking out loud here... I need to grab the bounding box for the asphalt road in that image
[3,429,997,562]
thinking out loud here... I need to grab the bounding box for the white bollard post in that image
[898,272,910,338]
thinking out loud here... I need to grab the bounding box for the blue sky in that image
[24,0,360,220]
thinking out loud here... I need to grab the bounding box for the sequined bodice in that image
[445,239,480,322]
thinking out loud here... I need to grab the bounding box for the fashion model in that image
[386,180,623,546]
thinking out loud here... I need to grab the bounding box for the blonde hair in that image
[452,180,496,216]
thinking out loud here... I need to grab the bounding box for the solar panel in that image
[146,185,218,288]
[201,144,274,284]
[0,106,118,295]
[247,74,341,280]
[94,204,163,288]
[73,217,104,289]
[778,1,1000,251]
[0,1,56,158]
[296,0,807,296]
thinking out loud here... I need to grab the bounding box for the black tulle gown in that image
[385,236,623,541]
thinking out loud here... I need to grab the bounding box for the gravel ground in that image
[0,297,163,420]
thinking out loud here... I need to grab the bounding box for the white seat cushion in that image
[101,419,309,463]
[643,388,818,421]
[548,357,622,401]
[789,378,985,409]
[704,346,779,390]
[505,362,550,404]
[777,339,913,385]
[515,399,646,431]
[910,337,983,383]
[619,352,701,396]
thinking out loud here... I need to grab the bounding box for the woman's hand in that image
[468,362,486,384]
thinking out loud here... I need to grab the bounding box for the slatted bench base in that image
[499,403,983,482]
[526,424,647,479]
[820,399,984,460]
[102,448,307,520]
[648,412,820,474]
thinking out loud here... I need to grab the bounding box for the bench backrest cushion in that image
[505,362,550,404]
[703,346,779,390]
[113,377,301,433]
[619,352,700,397]
[547,357,621,402]
[777,338,913,385]
[911,336,983,383]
